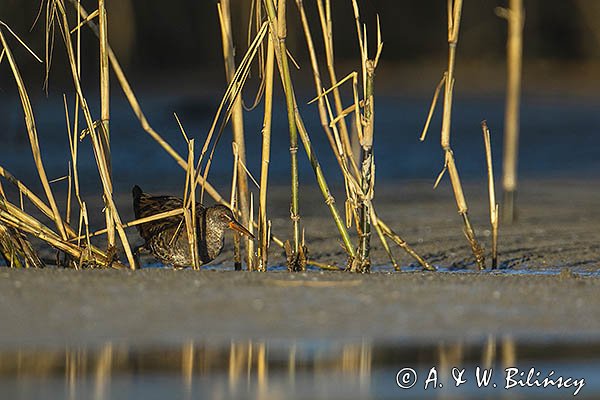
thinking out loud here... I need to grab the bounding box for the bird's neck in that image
[204,225,225,261]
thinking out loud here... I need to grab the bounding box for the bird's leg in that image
[132,244,146,269]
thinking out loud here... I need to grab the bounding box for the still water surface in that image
[0,337,598,399]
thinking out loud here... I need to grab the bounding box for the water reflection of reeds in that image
[0,337,599,399]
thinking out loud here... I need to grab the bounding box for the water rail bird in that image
[132,185,253,268]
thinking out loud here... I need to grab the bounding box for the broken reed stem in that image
[440,0,485,270]
[420,74,446,142]
[357,60,375,272]
[0,223,24,268]
[98,0,115,251]
[378,218,436,271]
[0,27,68,242]
[498,0,523,224]
[0,201,124,269]
[55,0,135,269]
[482,121,499,269]
[265,0,356,261]
[218,0,251,270]
[0,165,114,263]
[0,183,31,268]
[257,33,275,272]
[300,3,403,271]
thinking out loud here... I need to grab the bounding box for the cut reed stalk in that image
[497,0,523,224]
[257,33,275,272]
[482,121,499,269]
[98,0,115,251]
[218,0,251,270]
[438,0,485,269]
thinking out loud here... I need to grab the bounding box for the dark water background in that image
[2,89,599,199]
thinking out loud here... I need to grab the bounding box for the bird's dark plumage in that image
[132,185,252,268]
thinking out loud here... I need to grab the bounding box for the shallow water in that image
[142,261,600,278]
[0,338,597,400]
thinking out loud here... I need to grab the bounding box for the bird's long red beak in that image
[228,220,255,239]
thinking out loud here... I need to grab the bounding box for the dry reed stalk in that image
[0,223,23,268]
[54,0,135,268]
[273,0,302,270]
[315,0,358,175]
[420,74,446,142]
[63,95,75,225]
[377,217,435,271]
[248,193,255,271]
[352,6,377,272]
[0,204,123,268]
[296,3,358,231]
[175,115,201,270]
[183,139,200,270]
[257,33,275,272]
[299,10,404,271]
[0,26,68,242]
[218,0,251,270]
[0,182,42,268]
[265,0,356,266]
[297,4,388,270]
[70,208,185,242]
[482,121,499,269]
[496,0,523,224]
[0,165,113,264]
[68,1,290,253]
[66,0,227,206]
[98,0,115,251]
[424,0,485,269]
[230,143,242,270]
[195,22,267,204]
[295,0,344,165]
[292,107,355,260]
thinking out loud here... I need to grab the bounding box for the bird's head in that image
[207,205,255,239]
